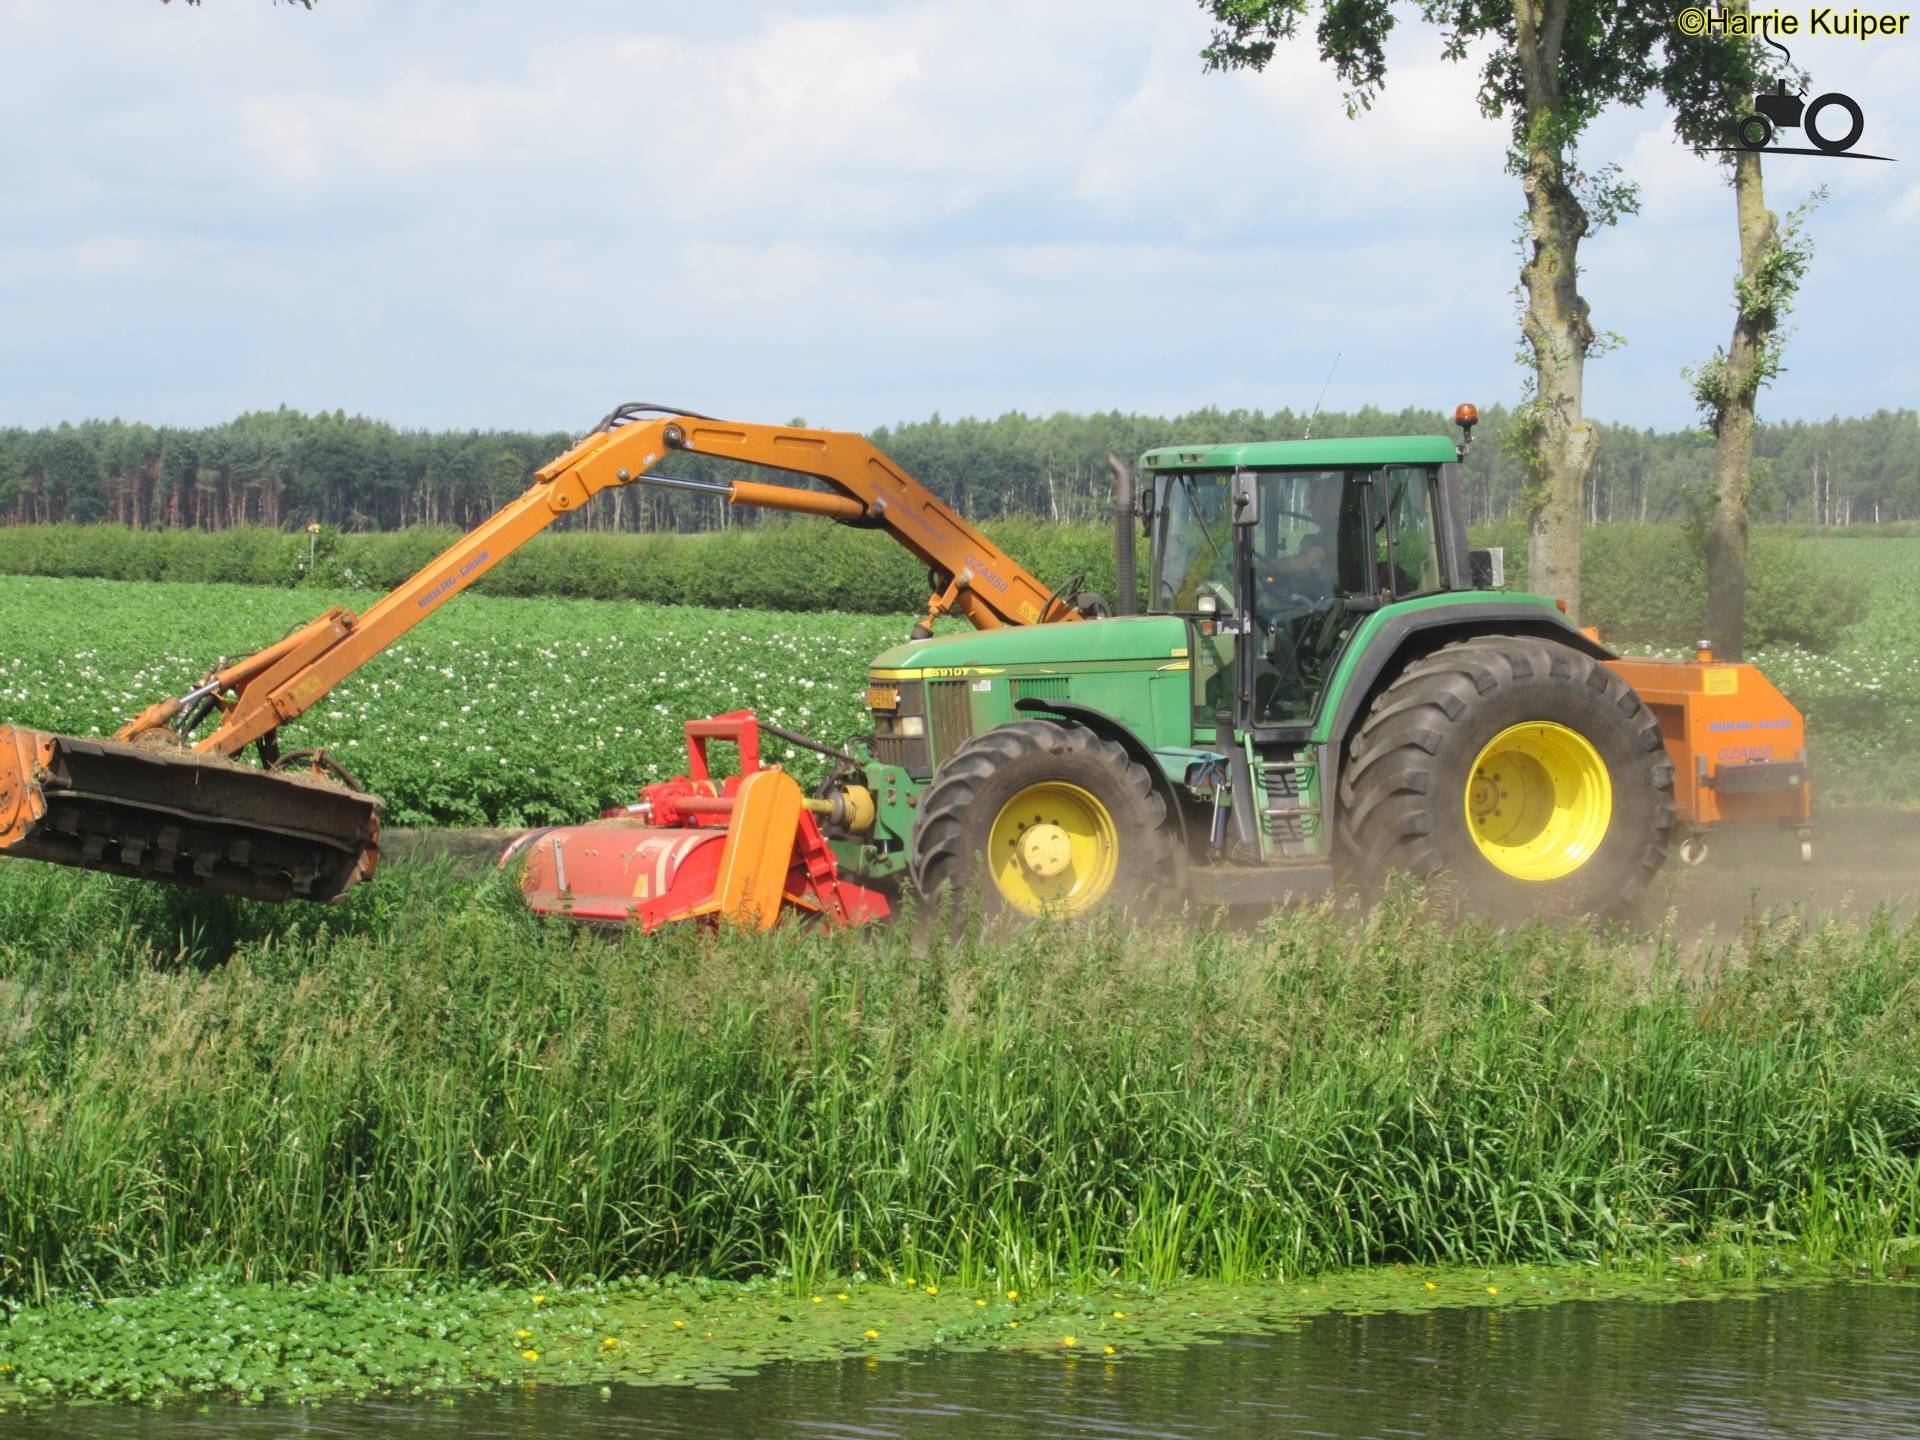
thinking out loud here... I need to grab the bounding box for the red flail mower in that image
[501,712,891,931]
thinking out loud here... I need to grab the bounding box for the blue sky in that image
[2,0,1914,435]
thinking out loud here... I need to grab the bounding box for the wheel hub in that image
[986,780,1120,915]
[1018,822,1073,878]
[1463,721,1613,882]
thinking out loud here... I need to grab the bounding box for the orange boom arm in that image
[112,411,1078,760]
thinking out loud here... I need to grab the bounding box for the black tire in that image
[1805,92,1864,154]
[1737,113,1773,151]
[1340,636,1675,917]
[911,719,1175,919]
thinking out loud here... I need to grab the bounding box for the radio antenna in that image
[1303,353,1341,440]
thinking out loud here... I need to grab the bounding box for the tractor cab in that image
[1141,437,1461,737]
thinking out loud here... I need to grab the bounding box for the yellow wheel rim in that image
[987,781,1120,915]
[1464,722,1613,882]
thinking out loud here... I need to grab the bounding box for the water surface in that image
[3,1282,1913,1439]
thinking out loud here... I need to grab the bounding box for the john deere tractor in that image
[864,424,1682,918]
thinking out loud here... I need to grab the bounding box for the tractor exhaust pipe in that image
[1107,452,1137,618]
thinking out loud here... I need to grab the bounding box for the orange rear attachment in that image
[1604,647,1814,863]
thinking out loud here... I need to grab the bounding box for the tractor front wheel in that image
[1340,636,1675,915]
[911,720,1174,919]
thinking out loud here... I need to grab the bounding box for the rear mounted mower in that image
[500,712,890,931]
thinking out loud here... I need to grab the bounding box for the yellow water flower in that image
[865,1329,880,1340]
[836,1293,849,1301]
[905,1277,915,1287]
[1103,1345,1116,1355]
[1062,1335,1077,1347]
[1006,1289,1019,1300]
[811,1296,823,1304]
[601,1337,619,1350]
[1008,1321,1019,1329]
[974,1299,987,1307]
[1112,1311,1126,1320]
[532,1294,546,1305]
[925,1285,939,1296]
[1424,1282,1437,1291]
[1486,1286,1500,1296]
[521,1349,540,1362]
[672,1319,686,1330]
[515,1328,533,1340]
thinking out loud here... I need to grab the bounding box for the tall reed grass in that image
[0,862,1914,1302]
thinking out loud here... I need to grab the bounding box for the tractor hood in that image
[869,614,1189,675]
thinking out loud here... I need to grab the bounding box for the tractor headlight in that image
[897,715,925,737]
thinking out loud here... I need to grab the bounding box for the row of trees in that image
[2,404,1913,535]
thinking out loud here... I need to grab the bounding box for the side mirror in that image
[1230,469,1259,527]
[1137,486,1156,529]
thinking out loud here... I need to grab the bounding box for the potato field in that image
[0,533,1915,827]
[0,576,913,827]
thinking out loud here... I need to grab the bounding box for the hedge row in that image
[0,519,1869,651]
[0,519,1134,617]
[1471,522,1869,652]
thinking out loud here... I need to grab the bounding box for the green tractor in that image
[850,423,1677,917]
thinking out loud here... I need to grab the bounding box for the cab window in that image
[1377,466,1442,598]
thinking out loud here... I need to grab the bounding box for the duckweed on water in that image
[3,1264,1911,1408]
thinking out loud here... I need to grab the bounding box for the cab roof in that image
[1140,435,1459,470]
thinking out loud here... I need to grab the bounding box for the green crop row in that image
[0,862,1914,1302]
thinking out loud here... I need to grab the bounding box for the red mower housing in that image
[500,711,889,931]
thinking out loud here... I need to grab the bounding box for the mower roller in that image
[0,402,1819,923]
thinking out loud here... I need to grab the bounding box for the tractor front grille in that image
[928,680,976,757]
[868,676,931,779]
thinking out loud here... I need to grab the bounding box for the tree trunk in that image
[1514,0,1598,620]
[1703,149,1777,661]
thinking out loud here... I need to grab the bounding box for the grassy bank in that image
[0,861,1915,1307]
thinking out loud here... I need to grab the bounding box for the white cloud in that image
[0,0,1913,434]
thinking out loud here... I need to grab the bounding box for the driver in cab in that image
[1255,480,1342,621]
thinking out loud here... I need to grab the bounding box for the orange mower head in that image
[0,725,381,903]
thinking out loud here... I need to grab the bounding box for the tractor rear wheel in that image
[1340,636,1674,915]
[911,719,1174,919]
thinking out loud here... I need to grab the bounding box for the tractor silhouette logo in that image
[1738,80,1890,158]
[1723,44,1893,162]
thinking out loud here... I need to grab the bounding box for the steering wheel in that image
[1309,595,1349,660]
[1041,571,1086,620]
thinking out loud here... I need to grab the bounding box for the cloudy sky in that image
[2,0,1914,435]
